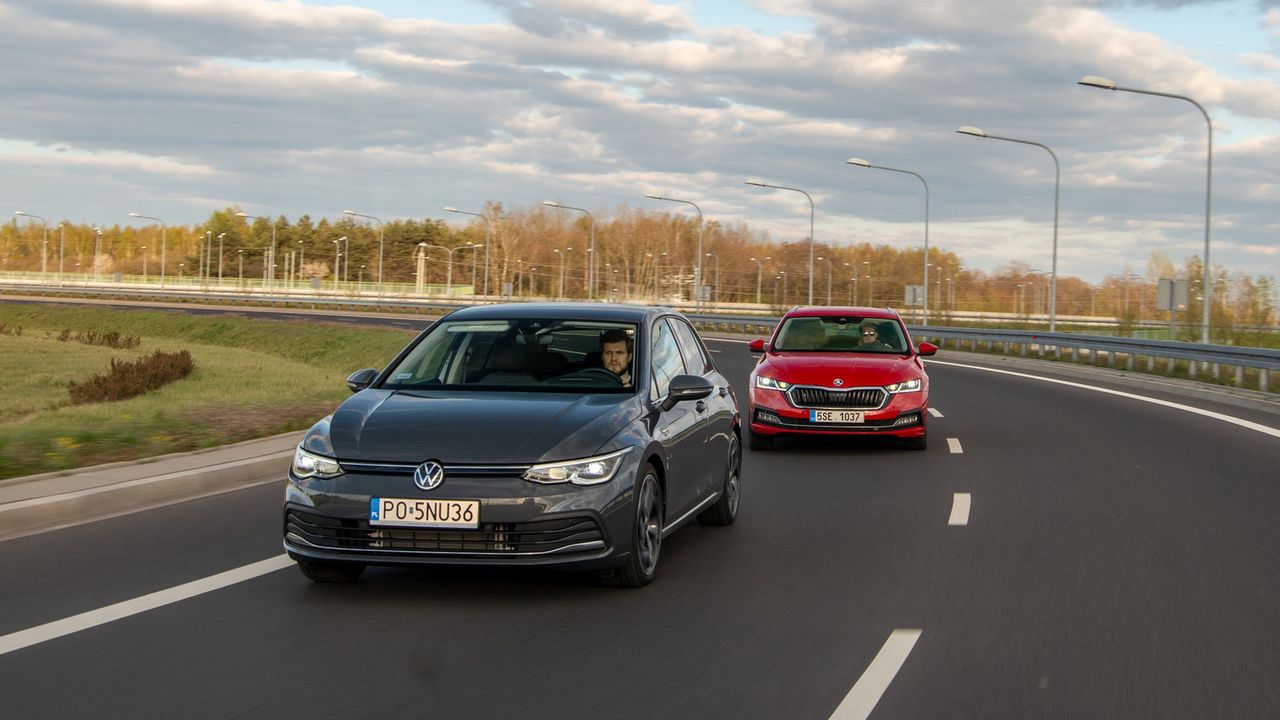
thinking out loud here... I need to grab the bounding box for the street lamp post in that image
[415,242,428,294]
[342,210,384,303]
[419,243,471,296]
[542,201,596,300]
[57,223,65,275]
[843,262,859,305]
[745,181,815,305]
[236,212,279,291]
[91,226,102,281]
[296,240,306,289]
[337,236,350,286]
[140,245,147,279]
[749,256,769,305]
[816,256,834,305]
[445,206,493,298]
[333,237,344,290]
[645,194,705,307]
[128,212,166,285]
[13,211,47,277]
[705,252,720,303]
[1078,75,1213,343]
[846,158,931,325]
[553,247,572,299]
[954,128,1060,332]
[238,249,244,285]
[864,262,874,306]
[217,233,226,283]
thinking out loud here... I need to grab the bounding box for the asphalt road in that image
[2,337,1278,719]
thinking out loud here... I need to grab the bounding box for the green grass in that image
[0,304,415,479]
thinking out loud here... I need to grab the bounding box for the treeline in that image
[3,203,1274,339]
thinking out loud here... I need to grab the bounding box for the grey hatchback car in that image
[284,303,742,587]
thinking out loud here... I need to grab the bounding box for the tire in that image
[747,426,773,451]
[604,465,663,588]
[699,433,741,526]
[296,559,366,583]
[902,430,927,451]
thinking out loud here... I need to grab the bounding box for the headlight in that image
[292,446,344,479]
[524,447,633,486]
[885,378,922,393]
[755,375,792,391]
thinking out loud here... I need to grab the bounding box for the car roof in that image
[782,306,903,321]
[444,302,680,324]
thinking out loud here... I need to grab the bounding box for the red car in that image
[746,307,937,451]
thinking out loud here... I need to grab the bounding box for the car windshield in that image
[774,316,907,353]
[381,318,639,393]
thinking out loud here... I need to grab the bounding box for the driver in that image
[599,328,633,387]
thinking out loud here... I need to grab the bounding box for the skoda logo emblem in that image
[413,460,445,490]
[832,378,844,387]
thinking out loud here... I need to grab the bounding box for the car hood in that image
[323,389,641,464]
[756,351,922,388]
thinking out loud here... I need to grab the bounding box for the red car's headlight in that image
[754,375,792,391]
[885,378,922,393]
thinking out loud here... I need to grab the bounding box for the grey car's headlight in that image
[292,446,344,479]
[524,447,633,486]
[885,378,922,393]
[755,375,792,391]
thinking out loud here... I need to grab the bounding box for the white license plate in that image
[810,409,865,424]
[370,497,480,528]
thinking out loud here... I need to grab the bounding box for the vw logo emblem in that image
[413,461,445,490]
[832,378,844,387]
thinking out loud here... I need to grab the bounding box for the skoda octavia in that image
[284,303,741,587]
[746,306,936,451]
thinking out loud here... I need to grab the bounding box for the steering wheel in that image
[555,367,625,386]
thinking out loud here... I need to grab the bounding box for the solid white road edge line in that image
[947,438,963,454]
[927,359,1280,439]
[949,493,971,526]
[829,628,923,720]
[0,554,294,657]
[928,407,943,418]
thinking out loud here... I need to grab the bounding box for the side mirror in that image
[661,374,714,411]
[748,338,766,353]
[345,368,379,393]
[916,342,938,357]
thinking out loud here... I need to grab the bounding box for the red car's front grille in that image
[787,386,887,409]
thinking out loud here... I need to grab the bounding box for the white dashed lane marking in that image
[948,493,971,526]
[829,629,923,720]
[947,437,963,454]
[927,407,943,418]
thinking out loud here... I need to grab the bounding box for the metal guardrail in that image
[682,313,1279,393]
[2,281,1276,393]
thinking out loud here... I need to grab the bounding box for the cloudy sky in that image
[3,0,1279,283]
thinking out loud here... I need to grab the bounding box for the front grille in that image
[755,408,917,431]
[286,510,605,556]
[787,386,887,409]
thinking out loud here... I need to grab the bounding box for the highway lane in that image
[1,339,1278,718]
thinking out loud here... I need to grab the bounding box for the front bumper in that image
[748,388,926,439]
[282,458,640,571]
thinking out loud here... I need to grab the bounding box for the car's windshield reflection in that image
[382,318,639,392]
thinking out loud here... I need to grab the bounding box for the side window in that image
[649,319,687,399]
[668,318,711,375]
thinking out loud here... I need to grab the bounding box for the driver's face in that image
[602,340,630,375]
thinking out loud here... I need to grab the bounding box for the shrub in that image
[68,350,195,404]
[56,328,141,349]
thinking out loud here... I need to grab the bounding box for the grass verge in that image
[0,304,414,480]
